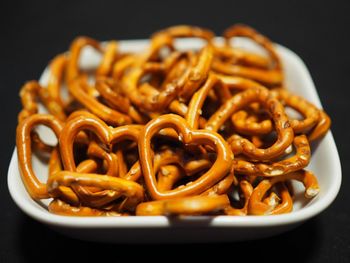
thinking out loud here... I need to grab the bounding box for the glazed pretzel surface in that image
[15,24,330,216]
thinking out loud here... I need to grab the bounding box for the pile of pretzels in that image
[16,24,330,216]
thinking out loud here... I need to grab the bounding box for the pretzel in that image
[308,110,331,141]
[223,24,281,70]
[87,140,119,177]
[206,87,294,160]
[16,114,64,199]
[15,24,331,217]
[58,113,142,207]
[234,135,310,176]
[18,81,66,122]
[213,45,270,69]
[139,114,233,200]
[153,147,212,177]
[49,199,126,216]
[68,76,132,126]
[136,195,230,216]
[96,41,118,77]
[152,25,215,42]
[201,172,235,196]
[248,170,319,215]
[231,109,272,136]
[47,54,68,107]
[48,171,144,210]
[66,36,103,82]
[230,88,328,138]
[218,24,283,86]
[224,180,253,216]
[212,60,283,87]
[59,113,140,171]
[157,165,184,192]
[121,45,212,112]
[95,78,148,124]
[271,89,321,133]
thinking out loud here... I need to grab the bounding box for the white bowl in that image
[8,38,342,243]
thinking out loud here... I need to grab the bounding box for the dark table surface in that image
[1,0,349,262]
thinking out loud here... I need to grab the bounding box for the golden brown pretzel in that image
[15,24,331,217]
[96,41,118,77]
[213,45,270,69]
[234,135,310,176]
[206,87,294,160]
[136,195,230,216]
[46,54,67,107]
[231,109,272,136]
[59,112,141,171]
[271,89,321,133]
[157,165,184,192]
[58,112,142,206]
[18,81,66,122]
[139,114,233,200]
[212,60,283,86]
[308,110,331,141]
[87,140,119,177]
[95,78,130,114]
[16,114,64,199]
[201,172,235,196]
[49,199,125,216]
[224,180,253,216]
[68,76,132,126]
[220,24,282,86]
[95,78,148,124]
[248,170,319,215]
[48,171,144,210]
[66,36,102,82]
[231,88,328,137]
[121,44,212,112]
[152,25,215,42]
[178,44,214,101]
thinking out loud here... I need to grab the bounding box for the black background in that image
[1,0,349,262]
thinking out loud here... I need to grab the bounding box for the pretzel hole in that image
[174,38,207,52]
[285,106,303,120]
[158,46,172,60]
[229,38,270,64]
[227,183,248,209]
[34,125,58,146]
[31,125,58,184]
[79,46,103,72]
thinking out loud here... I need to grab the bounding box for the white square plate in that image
[8,38,341,243]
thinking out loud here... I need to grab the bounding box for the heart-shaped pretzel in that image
[58,112,143,206]
[138,114,233,200]
[59,112,141,171]
[206,87,294,160]
[16,114,64,200]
